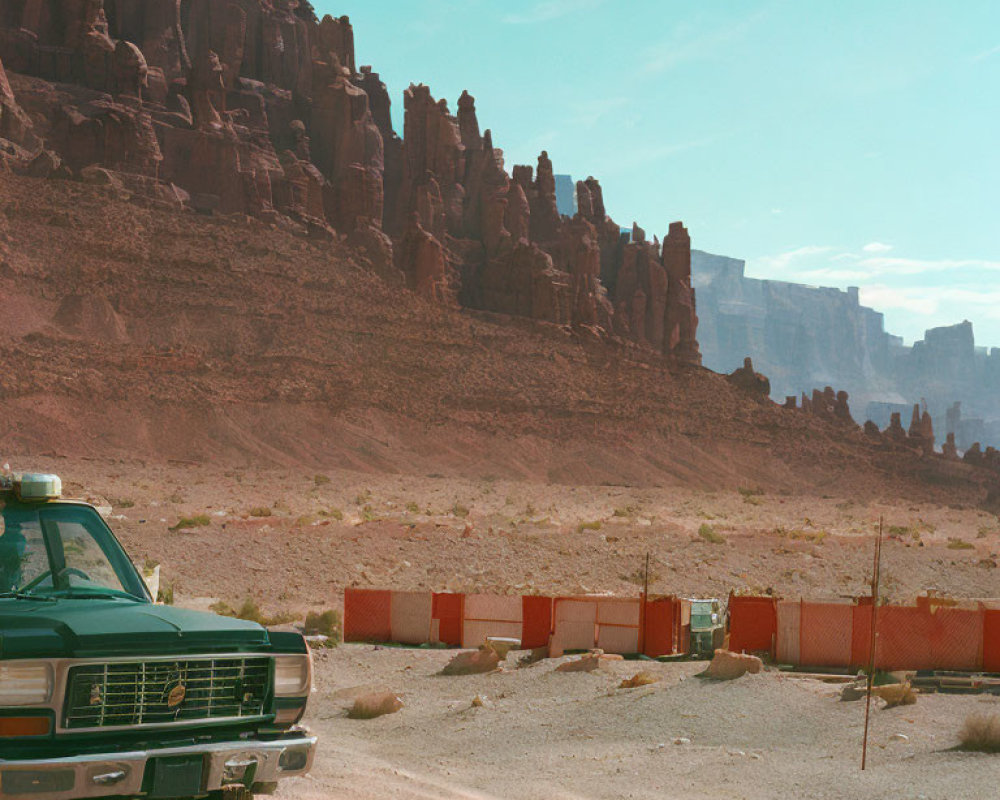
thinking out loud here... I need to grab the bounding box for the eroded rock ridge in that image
[0,4,699,364]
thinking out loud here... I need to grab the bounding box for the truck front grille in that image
[63,657,271,730]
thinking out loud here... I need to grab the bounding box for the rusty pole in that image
[861,516,884,770]
[639,552,650,655]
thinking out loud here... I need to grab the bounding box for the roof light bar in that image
[0,471,63,501]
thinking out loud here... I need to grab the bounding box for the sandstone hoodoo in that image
[0,4,700,365]
[1,5,998,501]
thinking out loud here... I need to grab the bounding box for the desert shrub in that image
[314,474,331,486]
[114,498,136,509]
[779,528,828,544]
[451,502,470,518]
[613,505,638,517]
[211,598,296,627]
[248,506,272,518]
[170,514,211,531]
[947,538,974,550]
[959,713,1000,752]
[698,523,725,544]
[157,583,174,605]
[303,609,342,645]
[405,501,420,514]
[318,508,343,520]
[738,486,764,497]
[576,520,602,533]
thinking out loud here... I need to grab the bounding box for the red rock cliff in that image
[0,4,700,365]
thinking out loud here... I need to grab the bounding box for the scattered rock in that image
[889,733,910,742]
[874,682,917,708]
[441,646,501,676]
[703,649,763,680]
[673,737,691,745]
[347,692,403,720]
[620,671,659,689]
[556,653,604,673]
[840,681,867,702]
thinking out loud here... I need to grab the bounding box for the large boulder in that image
[440,645,501,676]
[704,649,763,680]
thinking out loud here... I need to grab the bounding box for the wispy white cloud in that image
[752,245,835,275]
[600,136,717,173]
[972,43,1000,62]
[860,285,1000,318]
[502,0,602,25]
[859,286,940,316]
[569,96,631,129]
[638,6,773,75]
[857,255,1000,276]
[751,245,1000,282]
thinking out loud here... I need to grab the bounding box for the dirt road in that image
[277,646,999,800]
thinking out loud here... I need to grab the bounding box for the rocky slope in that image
[0,3,698,364]
[0,5,997,502]
[1,170,996,503]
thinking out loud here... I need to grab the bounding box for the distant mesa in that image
[692,251,1000,453]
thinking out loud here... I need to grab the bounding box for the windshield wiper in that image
[0,591,57,602]
[44,589,143,601]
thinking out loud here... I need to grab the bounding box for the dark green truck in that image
[0,473,316,800]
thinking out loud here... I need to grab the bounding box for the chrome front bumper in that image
[0,732,316,800]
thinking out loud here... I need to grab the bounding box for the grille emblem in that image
[166,683,187,709]
[89,682,103,706]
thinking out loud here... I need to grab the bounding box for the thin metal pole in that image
[639,552,650,656]
[643,552,650,600]
[861,516,884,770]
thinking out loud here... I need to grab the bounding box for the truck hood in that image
[0,598,270,659]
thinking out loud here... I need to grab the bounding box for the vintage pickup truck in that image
[0,472,316,800]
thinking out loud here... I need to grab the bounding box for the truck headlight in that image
[274,655,311,697]
[0,662,53,705]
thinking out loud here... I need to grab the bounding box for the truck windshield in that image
[0,503,148,601]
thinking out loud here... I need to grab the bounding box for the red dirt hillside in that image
[0,171,994,504]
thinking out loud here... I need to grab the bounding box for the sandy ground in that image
[24,457,998,612]
[277,645,1000,800]
[6,456,1000,798]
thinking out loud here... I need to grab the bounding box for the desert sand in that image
[8,456,997,800]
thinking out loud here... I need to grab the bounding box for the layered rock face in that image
[0,6,700,365]
[694,252,1000,451]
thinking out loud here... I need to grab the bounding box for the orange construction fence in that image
[729,594,1000,672]
[728,594,777,655]
[343,588,392,643]
[344,589,685,656]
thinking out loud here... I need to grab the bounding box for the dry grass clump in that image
[210,598,296,627]
[170,514,211,531]
[947,538,974,550]
[576,520,602,533]
[698,523,725,544]
[959,713,1000,752]
[303,609,342,646]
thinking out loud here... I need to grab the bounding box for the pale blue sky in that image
[315,1,1000,347]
